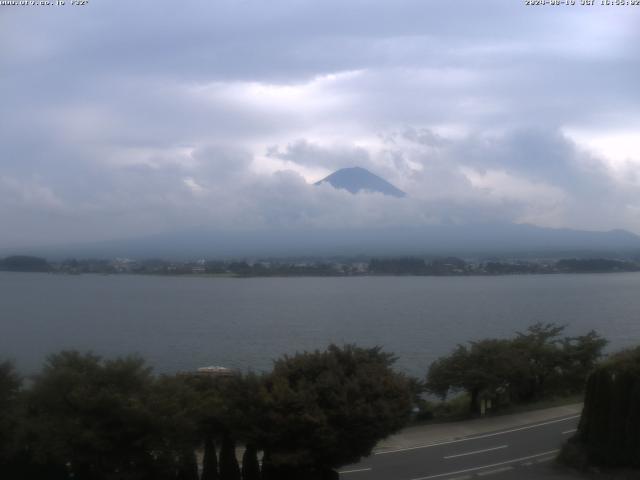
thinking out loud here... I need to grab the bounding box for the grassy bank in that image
[412,393,584,426]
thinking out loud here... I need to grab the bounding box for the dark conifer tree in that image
[241,444,260,480]
[259,450,274,480]
[574,346,640,468]
[151,450,178,480]
[202,435,220,480]
[176,449,199,480]
[219,434,241,480]
[0,361,22,479]
[321,468,340,480]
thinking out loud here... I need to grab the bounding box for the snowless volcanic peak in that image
[314,167,406,198]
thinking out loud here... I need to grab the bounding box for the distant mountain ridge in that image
[315,167,406,197]
[9,223,640,260]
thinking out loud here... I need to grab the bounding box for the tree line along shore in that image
[3,254,640,277]
[1,322,638,479]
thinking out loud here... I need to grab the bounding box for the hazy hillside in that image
[9,223,640,260]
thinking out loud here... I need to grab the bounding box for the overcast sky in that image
[1,0,639,249]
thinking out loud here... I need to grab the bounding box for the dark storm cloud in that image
[1,0,639,248]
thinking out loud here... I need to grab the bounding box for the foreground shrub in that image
[427,323,607,414]
[572,346,640,469]
[0,344,414,479]
[259,344,412,477]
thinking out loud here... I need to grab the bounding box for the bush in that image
[0,345,414,479]
[426,323,607,414]
[259,344,412,474]
[572,347,640,469]
[557,436,589,471]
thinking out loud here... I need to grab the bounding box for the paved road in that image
[339,414,581,480]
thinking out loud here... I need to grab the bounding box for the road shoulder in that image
[375,403,583,453]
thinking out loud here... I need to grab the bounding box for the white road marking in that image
[477,466,514,476]
[410,449,560,480]
[443,445,508,459]
[562,429,577,435]
[338,467,372,474]
[375,415,579,455]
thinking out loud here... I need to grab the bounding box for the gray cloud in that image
[267,140,371,172]
[1,0,639,249]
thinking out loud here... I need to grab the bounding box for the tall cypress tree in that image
[576,346,640,468]
[176,449,199,480]
[202,435,219,480]
[219,434,241,480]
[241,444,260,480]
[151,450,177,480]
[260,450,274,480]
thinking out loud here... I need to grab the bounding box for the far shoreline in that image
[3,270,640,279]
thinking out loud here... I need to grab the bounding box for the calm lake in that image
[2,272,640,377]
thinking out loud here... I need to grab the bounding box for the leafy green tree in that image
[427,323,607,413]
[185,373,249,480]
[25,351,158,479]
[148,375,204,479]
[559,330,608,393]
[0,255,51,272]
[0,361,23,477]
[0,345,418,480]
[259,344,412,478]
[426,339,514,414]
[509,322,567,401]
[220,373,267,449]
[369,258,427,275]
[189,372,267,480]
[510,323,606,401]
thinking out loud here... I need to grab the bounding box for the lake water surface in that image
[2,272,640,377]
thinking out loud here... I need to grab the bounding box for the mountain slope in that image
[12,223,640,260]
[315,167,406,197]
